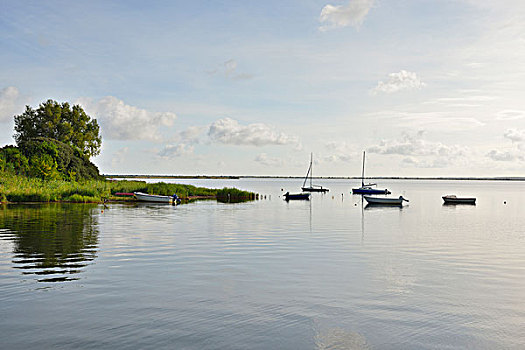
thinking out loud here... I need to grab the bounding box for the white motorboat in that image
[364,195,408,205]
[134,192,181,204]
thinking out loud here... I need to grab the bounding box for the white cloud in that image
[158,126,204,159]
[254,153,285,167]
[368,132,465,157]
[372,110,485,130]
[319,0,374,31]
[323,141,357,162]
[503,128,525,143]
[485,129,525,162]
[496,110,525,121]
[0,86,21,122]
[171,125,207,145]
[111,147,129,167]
[224,59,237,77]
[432,95,496,104]
[208,117,299,146]
[401,156,452,169]
[372,70,426,95]
[158,144,194,158]
[486,149,524,162]
[423,94,497,109]
[368,132,469,168]
[208,59,253,80]
[78,96,176,141]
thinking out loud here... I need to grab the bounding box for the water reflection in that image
[442,202,476,206]
[364,203,405,210]
[314,327,371,350]
[0,204,99,283]
[130,202,180,210]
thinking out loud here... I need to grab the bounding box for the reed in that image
[0,173,256,203]
[0,173,110,202]
[216,187,258,203]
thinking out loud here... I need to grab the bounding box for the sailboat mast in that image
[361,151,365,186]
[310,153,313,187]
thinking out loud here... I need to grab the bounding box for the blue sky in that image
[2,0,525,176]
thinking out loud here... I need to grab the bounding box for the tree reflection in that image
[0,203,99,282]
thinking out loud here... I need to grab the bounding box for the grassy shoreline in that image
[0,173,256,204]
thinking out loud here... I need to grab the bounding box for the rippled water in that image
[1,179,524,349]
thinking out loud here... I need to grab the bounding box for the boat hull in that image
[284,192,310,201]
[364,195,405,205]
[134,192,179,204]
[353,188,390,195]
[442,196,476,204]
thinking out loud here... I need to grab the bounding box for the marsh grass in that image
[0,173,256,203]
[216,187,258,203]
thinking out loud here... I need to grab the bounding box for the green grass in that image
[216,187,258,203]
[0,173,256,203]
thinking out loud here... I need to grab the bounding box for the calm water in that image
[1,179,524,349]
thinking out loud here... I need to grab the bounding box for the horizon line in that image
[103,174,525,181]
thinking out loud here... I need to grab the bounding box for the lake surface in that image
[1,179,525,349]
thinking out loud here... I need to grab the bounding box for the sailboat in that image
[301,153,329,193]
[352,151,390,195]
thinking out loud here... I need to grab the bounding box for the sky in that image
[2,0,525,177]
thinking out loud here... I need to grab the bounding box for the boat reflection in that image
[130,201,182,210]
[442,202,476,206]
[364,203,405,210]
[0,203,99,283]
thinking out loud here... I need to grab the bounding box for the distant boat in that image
[442,195,476,204]
[352,151,390,195]
[283,192,310,201]
[301,153,329,193]
[134,192,181,204]
[364,195,408,205]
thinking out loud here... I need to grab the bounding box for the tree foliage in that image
[0,145,29,174]
[1,138,101,181]
[14,100,101,158]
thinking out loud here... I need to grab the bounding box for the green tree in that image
[18,137,101,181]
[29,153,59,180]
[0,145,30,175]
[14,100,102,158]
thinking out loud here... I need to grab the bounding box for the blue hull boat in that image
[283,192,310,201]
[351,151,390,195]
[352,187,391,195]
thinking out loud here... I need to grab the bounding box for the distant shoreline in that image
[104,175,525,181]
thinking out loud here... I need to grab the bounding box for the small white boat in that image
[442,195,476,204]
[134,192,181,204]
[364,195,408,205]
